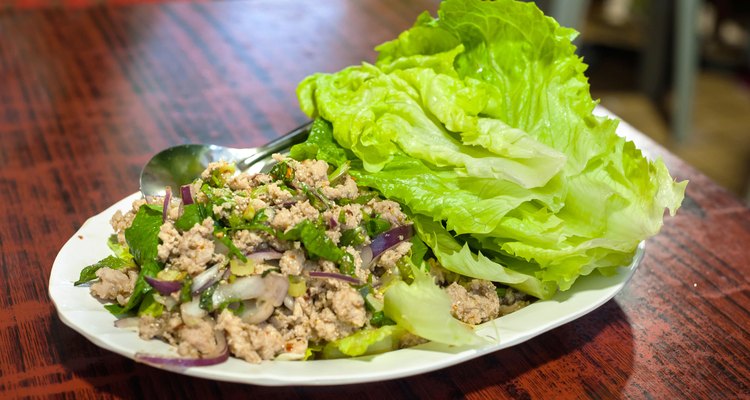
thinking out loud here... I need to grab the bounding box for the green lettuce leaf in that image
[322,325,406,358]
[383,262,484,346]
[295,0,686,294]
[413,214,556,299]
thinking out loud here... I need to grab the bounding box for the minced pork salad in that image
[75,0,686,367]
[76,154,530,365]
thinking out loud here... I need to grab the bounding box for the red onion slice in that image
[135,332,228,368]
[328,217,338,229]
[237,299,275,325]
[211,274,288,306]
[370,224,413,257]
[309,271,362,285]
[144,276,182,295]
[360,246,374,269]
[162,186,172,223]
[191,262,226,294]
[180,185,194,205]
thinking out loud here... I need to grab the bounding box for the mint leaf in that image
[74,256,131,286]
[174,203,207,231]
[124,204,163,266]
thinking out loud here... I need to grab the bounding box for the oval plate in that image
[49,192,643,386]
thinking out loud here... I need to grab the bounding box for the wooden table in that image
[1,1,748,398]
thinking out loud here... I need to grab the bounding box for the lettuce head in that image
[295,0,686,297]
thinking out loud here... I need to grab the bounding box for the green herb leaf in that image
[74,255,131,286]
[269,160,295,185]
[124,204,163,267]
[340,227,367,247]
[175,203,207,231]
[107,235,134,263]
[369,310,396,327]
[199,284,217,311]
[180,277,193,303]
[279,220,353,273]
[337,192,378,206]
[138,292,164,317]
[365,216,391,237]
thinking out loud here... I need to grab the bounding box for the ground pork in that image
[270,200,319,232]
[177,318,221,357]
[232,229,267,254]
[302,278,367,342]
[90,267,138,306]
[200,161,234,182]
[399,332,429,349]
[266,183,294,205]
[376,241,412,270]
[279,249,305,275]
[445,280,500,325]
[330,286,367,327]
[216,310,284,364]
[139,312,183,345]
[157,218,216,276]
[212,201,234,220]
[271,299,310,337]
[498,288,531,316]
[227,172,271,191]
[323,204,363,231]
[294,159,329,188]
[369,199,409,226]
[320,175,358,200]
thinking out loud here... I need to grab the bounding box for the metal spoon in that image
[140,121,312,198]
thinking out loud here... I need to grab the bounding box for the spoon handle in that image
[235,121,313,171]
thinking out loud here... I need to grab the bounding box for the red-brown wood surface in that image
[1,1,748,398]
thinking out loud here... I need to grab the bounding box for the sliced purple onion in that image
[180,185,194,205]
[370,224,413,257]
[360,246,374,269]
[135,331,228,368]
[144,275,182,295]
[309,271,362,285]
[162,186,172,223]
[246,250,283,262]
[360,224,413,268]
[191,262,226,294]
[328,217,338,229]
[237,299,275,324]
[211,274,288,307]
[180,297,207,326]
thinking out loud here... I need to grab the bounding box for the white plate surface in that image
[49,192,643,386]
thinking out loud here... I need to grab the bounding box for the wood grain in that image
[0,1,748,398]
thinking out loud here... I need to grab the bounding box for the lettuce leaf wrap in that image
[295,0,685,300]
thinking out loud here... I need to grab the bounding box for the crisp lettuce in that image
[322,325,406,358]
[296,0,685,297]
[412,214,557,299]
[383,263,485,346]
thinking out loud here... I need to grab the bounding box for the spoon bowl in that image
[140,122,311,197]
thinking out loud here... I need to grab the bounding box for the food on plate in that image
[77,154,530,363]
[75,0,685,365]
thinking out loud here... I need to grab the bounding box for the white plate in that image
[49,192,643,386]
